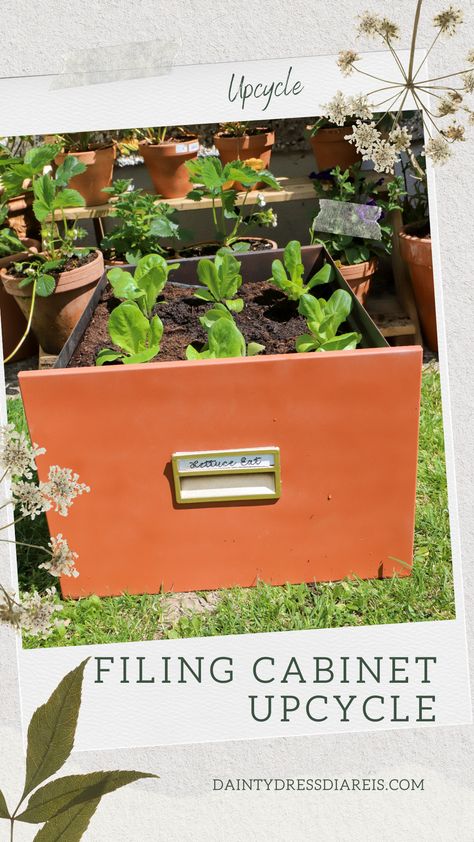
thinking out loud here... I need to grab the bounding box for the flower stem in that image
[413,28,442,81]
[3,278,37,365]
[408,0,424,83]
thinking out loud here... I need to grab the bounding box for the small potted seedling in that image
[182,156,281,258]
[0,200,40,361]
[0,142,104,355]
[101,179,186,265]
[137,127,200,198]
[53,131,116,206]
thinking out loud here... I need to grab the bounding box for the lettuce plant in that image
[96,253,178,366]
[194,248,243,323]
[296,290,361,352]
[186,314,264,360]
[185,156,280,249]
[101,179,185,262]
[270,240,333,301]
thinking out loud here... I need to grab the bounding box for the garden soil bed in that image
[68,280,326,367]
[7,250,97,282]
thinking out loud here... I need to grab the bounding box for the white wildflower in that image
[425,136,452,163]
[368,140,399,173]
[256,192,266,207]
[346,121,381,154]
[348,94,373,121]
[39,534,79,578]
[442,122,466,141]
[357,12,382,38]
[389,125,413,152]
[270,212,278,228]
[12,480,51,520]
[0,424,45,480]
[433,6,464,36]
[321,91,350,126]
[463,73,474,94]
[20,588,62,639]
[0,588,24,631]
[337,50,360,76]
[379,18,400,40]
[437,92,462,116]
[42,466,90,516]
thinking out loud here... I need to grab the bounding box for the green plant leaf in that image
[18,770,158,824]
[107,267,143,304]
[271,259,290,294]
[134,253,170,314]
[53,189,85,211]
[298,293,324,323]
[196,259,220,300]
[149,314,163,346]
[225,298,243,313]
[0,788,10,818]
[325,288,353,324]
[193,288,215,303]
[318,332,361,351]
[32,798,100,842]
[24,144,60,173]
[22,659,89,800]
[199,306,233,330]
[208,317,245,358]
[306,262,333,289]
[54,156,87,187]
[95,349,122,366]
[108,302,150,355]
[123,345,160,364]
[283,240,304,286]
[247,342,265,356]
[186,157,224,190]
[295,334,318,353]
[32,175,56,221]
[36,274,56,297]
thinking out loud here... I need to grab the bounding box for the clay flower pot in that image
[54,146,116,207]
[140,138,199,199]
[308,126,362,172]
[337,258,378,306]
[0,239,40,361]
[214,131,275,191]
[1,250,104,355]
[398,223,437,352]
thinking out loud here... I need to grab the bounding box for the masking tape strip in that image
[312,198,383,240]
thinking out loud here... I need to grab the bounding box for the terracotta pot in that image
[0,239,40,361]
[308,126,362,172]
[5,192,41,240]
[18,245,422,598]
[337,258,378,306]
[214,131,275,190]
[54,147,116,206]
[140,138,199,199]
[398,224,437,352]
[1,250,104,355]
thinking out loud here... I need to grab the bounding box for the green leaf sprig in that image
[0,659,157,841]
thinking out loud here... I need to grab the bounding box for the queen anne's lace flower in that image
[39,534,79,578]
[337,50,360,76]
[379,18,400,40]
[442,122,466,141]
[0,588,24,630]
[425,136,452,163]
[42,466,90,516]
[464,73,474,94]
[0,424,45,480]
[20,588,63,639]
[367,140,399,174]
[12,480,51,519]
[357,12,382,38]
[346,121,380,154]
[433,6,464,36]
[321,91,350,126]
[389,125,413,152]
[348,95,373,121]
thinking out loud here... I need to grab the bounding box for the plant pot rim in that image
[307,125,354,138]
[399,221,431,243]
[214,130,275,140]
[1,249,104,297]
[179,237,279,256]
[139,137,198,148]
[337,257,378,275]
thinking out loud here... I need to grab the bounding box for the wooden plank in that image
[50,176,317,220]
[366,293,416,340]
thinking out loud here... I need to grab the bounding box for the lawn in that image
[7,365,455,648]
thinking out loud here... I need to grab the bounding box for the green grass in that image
[8,365,455,648]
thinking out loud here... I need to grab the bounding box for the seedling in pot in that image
[194,248,244,328]
[96,253,179,366]
[186,315,264,360]
[0,203,24,257]
[185,156,281,250]
[101,179,186,263]
[270,240,333,301]
[295,290,361,352]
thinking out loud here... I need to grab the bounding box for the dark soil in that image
[68,281,310,368]
[179,239,275,258]
[9,251,97,280]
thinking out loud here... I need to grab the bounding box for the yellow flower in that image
[243,157,265,172]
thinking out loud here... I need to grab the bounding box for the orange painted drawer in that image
[19,346,422,597]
